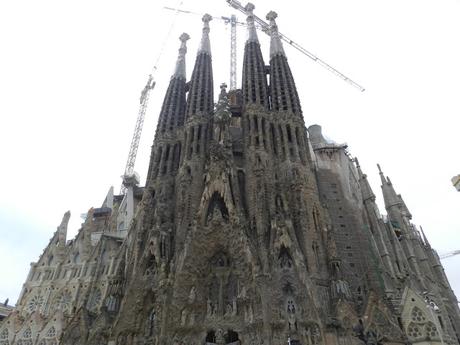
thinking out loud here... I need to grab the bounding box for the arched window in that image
[205,331,216,344]
[225,330,239,344]
[278,246,293,269]
[106,295,119,312]
[206,192,229,223]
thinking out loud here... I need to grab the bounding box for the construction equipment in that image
[164,7,240,90]
[120,1,184,194]
[226,0,366,92]
[440,250,460,260]
[121,75,155,193]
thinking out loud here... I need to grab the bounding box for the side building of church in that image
[1,6,459,345]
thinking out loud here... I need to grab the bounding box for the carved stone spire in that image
[266,11,286,58]
[173,33,190,79]
[377,164,402,210]
[267,11,301,115]
[57,211,71,246]
[356,158,376,202]
[198,14,212,56]
[420,226,432,248]
[377,163,387,185]
[156,33,190,135]
[186,14,214,117]
[245,3,259,43]
[242,3,268,108]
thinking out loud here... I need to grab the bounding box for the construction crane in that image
[120,75,155,194]
[440,250,460,260]
[120,1,184,195]
[226,0,366,92]
[115,1,185,234]
[164,7,240,90]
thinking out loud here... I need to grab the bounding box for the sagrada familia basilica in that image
[1,4,459,345]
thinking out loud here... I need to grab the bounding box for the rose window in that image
[27,295,44,313]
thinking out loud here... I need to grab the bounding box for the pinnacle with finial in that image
[219,82,228,101]
[245,2,259,43]
[179,32,190,43]
[377,163,387,184]
[198,14,212,55]
[173,33,190,79]
[266,10,285,57]
[266,10,278,22]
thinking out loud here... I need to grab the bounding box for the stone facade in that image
[1,7,460,345]
[452,175,460,192]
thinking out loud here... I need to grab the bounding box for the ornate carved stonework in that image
[2,8,460,345]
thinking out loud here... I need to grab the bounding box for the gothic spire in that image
[156,33,190,134]
[242,3,269,108]
[377,164,412,219]
[355,158,375,202]
[186,14,214,118]
[246,3,259,43]
[267,11,302,115]
[377,163,387,185]
[173,33,190,79]
[377,164,400,209]
[267,11,286,58]
[57,211,70,246]
[420,226,432,248]
[198,14,212,55]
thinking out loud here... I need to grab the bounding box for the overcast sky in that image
[0,0,459,306]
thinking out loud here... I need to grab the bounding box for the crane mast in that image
[114,1,184,236]
[229,14,237,90]
[226,0,365,92]
[120,75,156,194]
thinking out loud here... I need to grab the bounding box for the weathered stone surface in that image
[2,14,460,345]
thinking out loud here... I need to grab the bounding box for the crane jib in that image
[225,0,365,92]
